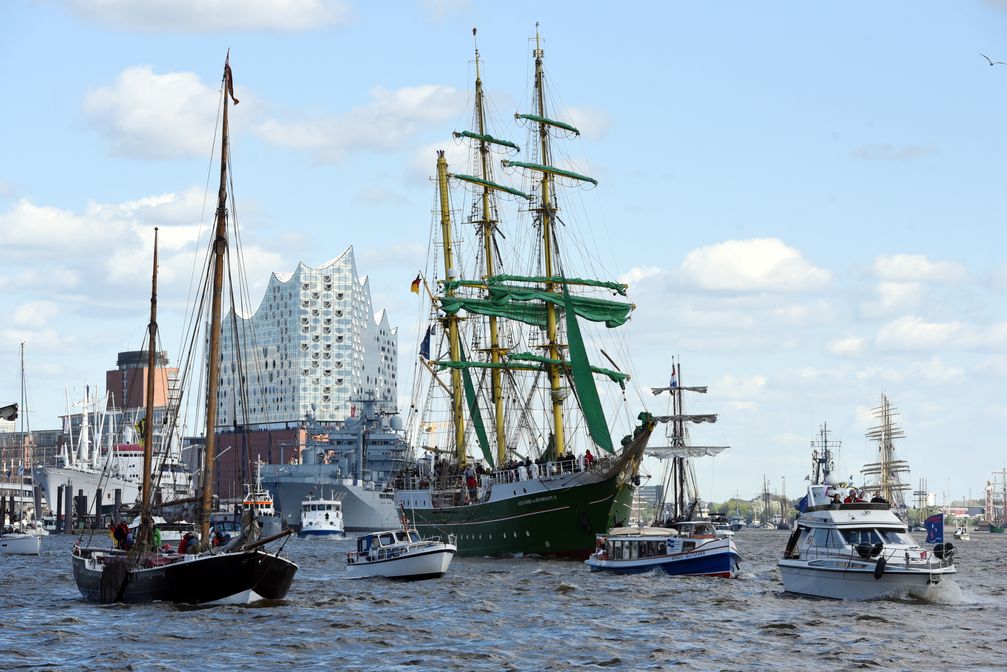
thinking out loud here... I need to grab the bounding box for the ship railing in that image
[801,543,953,571]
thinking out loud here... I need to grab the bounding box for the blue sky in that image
[1,1,1005,504]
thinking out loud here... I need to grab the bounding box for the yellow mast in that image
[472,33,507,466]
[200,54,236,548]
[533,26,566,455]
[437,150,466,467]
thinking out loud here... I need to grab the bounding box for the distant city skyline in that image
[1,1,1005,502]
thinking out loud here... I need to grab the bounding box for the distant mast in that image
[649,358,728,521]
[809,422,838,485]
[860,393,910,507]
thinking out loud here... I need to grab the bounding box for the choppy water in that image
[1,529,1003,671]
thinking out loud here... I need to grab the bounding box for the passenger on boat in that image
[112,522,128,549]
[831,494,842,505]
[871,492,888,504]
[123,532,135,551]
[179,532,197,554]
[584,449,595,469]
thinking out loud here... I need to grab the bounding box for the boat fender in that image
[855,543,874,559]
[869,542,883,558]
[873,556,886,580]
[933,543,955,561]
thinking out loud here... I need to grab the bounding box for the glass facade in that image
[216,248,397,426]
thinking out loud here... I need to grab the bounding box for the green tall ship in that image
[394,27,652,558]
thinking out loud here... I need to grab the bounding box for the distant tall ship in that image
[260,397,405,531]
[859,393,911,509]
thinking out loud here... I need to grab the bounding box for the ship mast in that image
[436,150,467,466]
[472,33,507,466]
[200,53,237,547]
[532,25,567,456]
[136,228,159,554]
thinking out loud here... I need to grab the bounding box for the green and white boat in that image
[394,27,652,558]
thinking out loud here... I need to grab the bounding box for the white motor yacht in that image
[779,482,956,600]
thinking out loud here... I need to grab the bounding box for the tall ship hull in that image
[395,432,649,559]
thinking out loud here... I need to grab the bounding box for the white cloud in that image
[905,357,965,385]
[13,301,60,328]
[680,238,831,292]
[567,107,613,140]
[872,253,966,283]
[827,335,866,357]
[84,67,220,159]
[257,85,465,162]
[409,141,470,183]
[68,0,349,32]
[353,186,408,207]
[875,315,965,350]
[861,281,922,317]
[990,261,1007,290]
[978,355,1007,377]
[619,266,664,285]
[715,373,767,400]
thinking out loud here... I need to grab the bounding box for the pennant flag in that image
[796,493,809,513]
[419,325,432,360]
[669,369,678,387]
[410,274,421,294]
[924,513,944,544]
[224,53,240,105]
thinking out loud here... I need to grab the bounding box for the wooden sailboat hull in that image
[72,547,298,605]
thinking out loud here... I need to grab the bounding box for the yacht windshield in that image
[877,529,916,545]
[843,529,883,545]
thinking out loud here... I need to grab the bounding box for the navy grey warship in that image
[260,399,406,531]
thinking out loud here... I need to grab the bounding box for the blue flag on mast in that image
[924,512,944,544]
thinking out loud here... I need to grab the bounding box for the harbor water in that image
[1,529,1003,671]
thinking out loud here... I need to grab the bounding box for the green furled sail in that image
[506,352,629,385]
[562,283,615,454]
[445,275,628,295]
[450,173,532,200]
[515,113,581,135]
[459,342,494,467]
[452,130,520,152]
[502,160,597,187]
[439,286,632,328]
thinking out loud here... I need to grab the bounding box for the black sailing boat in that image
[71,54,297,604]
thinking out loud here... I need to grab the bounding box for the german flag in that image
[410,274,421,294]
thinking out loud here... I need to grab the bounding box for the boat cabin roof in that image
[607,526,678,538]
[357,529,422,548]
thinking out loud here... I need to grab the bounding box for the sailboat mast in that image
[436,150,466,466]
[201,55,235,546]
[532,26,566,455]
[139,228,159,524]
[472,36,507,467]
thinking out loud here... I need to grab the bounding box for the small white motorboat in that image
[954,525,970,541]
[297,493,345,538]
[585,522,740,578]
[346,525,456,580]
[0,530,41,555]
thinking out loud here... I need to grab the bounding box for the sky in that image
[1,0,1006,505]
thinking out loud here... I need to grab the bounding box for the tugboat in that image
[778,424,957,600]
[242,458,282,538]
